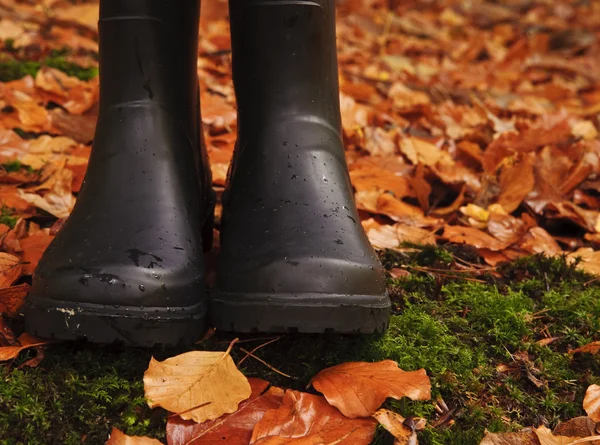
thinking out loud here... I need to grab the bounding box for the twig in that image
[218,336,279,345]
[407,265,487,283]
[239,347,293,379]
[238,337,282,366]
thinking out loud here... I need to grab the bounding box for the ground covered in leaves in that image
[1,0,600,444]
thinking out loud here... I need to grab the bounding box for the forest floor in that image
[1,0,600,444]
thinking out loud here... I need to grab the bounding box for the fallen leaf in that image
[568,248,600,276]
[0,252,22,289]
[250,390,377,445]
[166,378,283,445]
[310,360,431,418]
[479,429,538,445]
[442,226,507,251]
[19,168,75,218]
[144,341,252,423]
[0,333,50,362]
[19,233,54,275]
[570,342,600,355]
[554,418,599,441]
[534,425,592,445]
[496,153,536,213]
[372,409,418,445]
[0,283,30,316]
[399,137,452,167]
[105,427,163,445]
[367,223,436,250]
[520,227,562,257]
[584,385,600,422]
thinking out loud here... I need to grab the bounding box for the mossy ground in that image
[2,247,600,445]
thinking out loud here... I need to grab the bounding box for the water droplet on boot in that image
[139,284,145,292]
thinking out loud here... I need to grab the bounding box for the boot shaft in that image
[229,0,342,134]
[98,0,200,113]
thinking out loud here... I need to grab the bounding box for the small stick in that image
[239,347,293,379]
[238,337,282,366]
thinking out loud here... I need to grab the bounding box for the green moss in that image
[1,248,599,444]
[0,55,97,82]
[2,160,33,174]
[0,59,40,82]
[44,56,98,81]
[0,206,17,229]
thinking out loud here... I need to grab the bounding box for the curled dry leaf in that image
[310,360,431,418]
[584,385,600,422]
[250,390,377,445]
[372,409,419,445]
[144,341,252,423]
[554,417,599,441]
[534,425,593,445]
[520,227,562,257]
[0,333,50,362]
[19,168,76,219]
[105,427,163,445]
[166,378,283,445]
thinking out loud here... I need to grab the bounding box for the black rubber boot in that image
[24,0,213,347]
[211,0,391,333]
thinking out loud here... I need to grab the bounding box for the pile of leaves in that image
[0,0,600,443]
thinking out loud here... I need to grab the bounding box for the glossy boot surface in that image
[212,0,391,333]
[24,0,213,346]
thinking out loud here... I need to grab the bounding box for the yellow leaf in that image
[143,341,251,423]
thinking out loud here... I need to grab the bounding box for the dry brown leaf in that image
[0,333,50,362]
[0,283,30,316]
[166,378,284,445]
[105,427,162,445]
[554,418,599,441]
[367,223,436,250]
[250,390,377,445]
[143,341,252,423]
[534,425,598,445]
[570,342,600,355]
[584,385,600,422]
[442,225,507,251]
[487,213,528,246]
[0,252,22,289]
[376,193,441,227]
[479,429,539,444]
[19,168,75,218]
[310,360,431,418]
[372,409,419,445]
[399,137,452,167]
[568,248,600,276]
[19,233,54,275]
[520,228,562,257]
[497,153,536,213]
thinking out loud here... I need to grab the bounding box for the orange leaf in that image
[570,342,600,355]
[166,378,283,445]
[372,409,419,444]
[0,283,30,316]
[250,390,377,445]
[20,233,54,275]
[442,225,507,251]
[0,252,22,289]
[0,332,50,362]
[105,427,162,445]
[310,360,431,418]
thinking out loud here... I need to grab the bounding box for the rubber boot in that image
[24,0,213,347]
[211,0,391,333]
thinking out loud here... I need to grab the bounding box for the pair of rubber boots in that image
[23,0,391,347]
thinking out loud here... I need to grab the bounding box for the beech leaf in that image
[584,385,600,422]
[372,409,419,445]
[310,360,431,418]
[0,333,51,362]
[250,390,377,445]
[105,427,163,445]
[143,341,252,423]
[166,378,284,445]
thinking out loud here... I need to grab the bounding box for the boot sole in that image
[24,296,207,347]
[210,291,390,334]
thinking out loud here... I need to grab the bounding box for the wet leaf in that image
[144,341,252,423]
[166,378,283,445]
[250,390,377,445]
[310,360,431,418]
[0,283,30,316]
